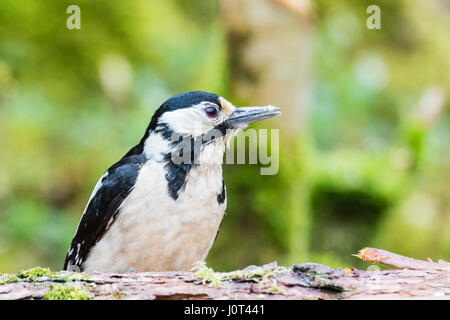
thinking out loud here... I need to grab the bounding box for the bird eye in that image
[205,106,219,118]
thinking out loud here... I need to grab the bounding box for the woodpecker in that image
[64,91,280,272]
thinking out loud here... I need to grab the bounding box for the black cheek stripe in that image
[217,179,226,204]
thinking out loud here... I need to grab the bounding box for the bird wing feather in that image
[63,154,146,270]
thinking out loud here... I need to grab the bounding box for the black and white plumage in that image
[64,91,280,272]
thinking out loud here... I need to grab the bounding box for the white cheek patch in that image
[157,98,236,140]
[158,107,213,138]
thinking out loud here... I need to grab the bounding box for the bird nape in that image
[64,91,281,273]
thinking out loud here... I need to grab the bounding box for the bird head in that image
[139,91,280,166]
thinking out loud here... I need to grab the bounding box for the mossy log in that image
[0,248,449,300]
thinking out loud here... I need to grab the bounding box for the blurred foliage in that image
[0,0,449,273]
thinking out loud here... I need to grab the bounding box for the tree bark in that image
[0,248,449,300]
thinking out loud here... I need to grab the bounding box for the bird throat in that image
[163,141,225,201]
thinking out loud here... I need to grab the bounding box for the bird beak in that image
[226,105,281,128]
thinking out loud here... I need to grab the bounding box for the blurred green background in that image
[0,0,449,273]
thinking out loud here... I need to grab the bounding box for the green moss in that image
[192,261,223,286]
[267,279,286,295]
[109,291,124,300]
[18,267,56,281]
[43,284,93,300]
[0,267,94,299]
[0,267,54,285]
[192,261,289,294]
[0,274,20,285]
[225,265,289,283]
[63,272,91,282]
[1,267,91,286]
[0,267,95,299]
